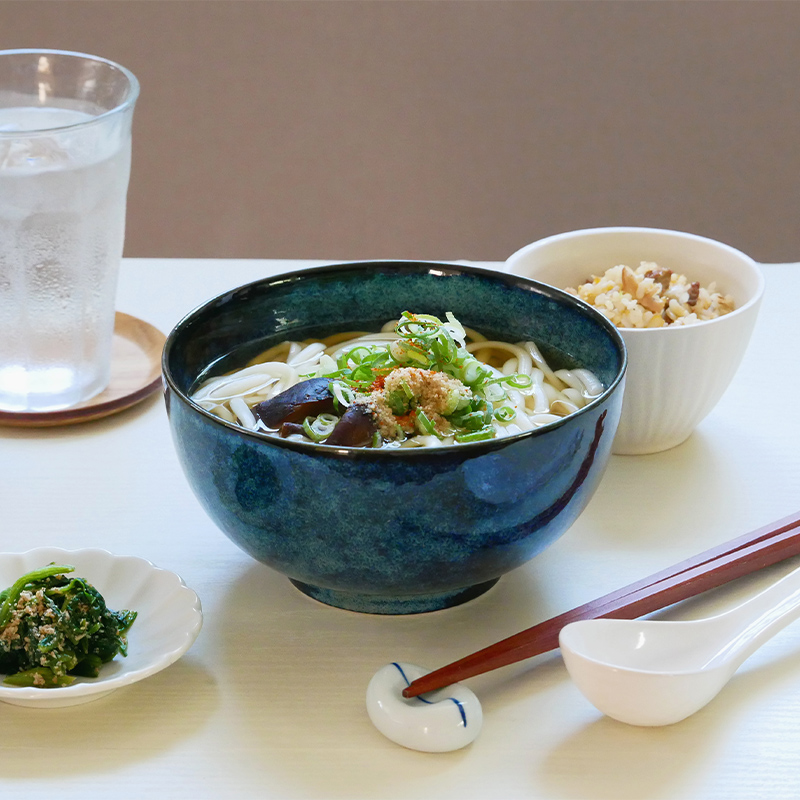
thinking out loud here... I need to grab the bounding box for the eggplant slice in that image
[252,378,335,427]
[325,404,378,447]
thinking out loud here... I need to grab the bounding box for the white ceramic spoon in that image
[559,565,800,726]
[366,662,483,752]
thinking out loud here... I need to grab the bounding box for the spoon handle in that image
[712,565,800,670]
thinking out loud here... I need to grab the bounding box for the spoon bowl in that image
[559,565,800,726]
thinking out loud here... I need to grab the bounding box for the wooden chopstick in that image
[402,509,800,698]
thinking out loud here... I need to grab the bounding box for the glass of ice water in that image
[0,49,139,413]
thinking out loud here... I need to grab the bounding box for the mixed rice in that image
[566,261,735,328]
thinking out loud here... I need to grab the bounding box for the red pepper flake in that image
[395,410,417,432]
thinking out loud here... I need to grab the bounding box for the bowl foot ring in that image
[288,577,500,615]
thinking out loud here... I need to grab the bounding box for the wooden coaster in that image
[0,312,165,427]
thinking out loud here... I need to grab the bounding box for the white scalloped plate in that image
[0,548,203,708]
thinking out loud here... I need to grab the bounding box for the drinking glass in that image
[0,49,139,412]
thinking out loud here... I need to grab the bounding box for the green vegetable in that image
[455,428,497,443]
[384,386,411,416]
[414,408,441,438]
[495,405,517,422]
[302,412,338,442]
[0,564,137,688]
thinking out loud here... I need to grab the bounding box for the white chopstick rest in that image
[366,662,483,752]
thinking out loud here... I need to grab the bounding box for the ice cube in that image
[0,136,71,170]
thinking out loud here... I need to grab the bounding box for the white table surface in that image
[3,258,800,799]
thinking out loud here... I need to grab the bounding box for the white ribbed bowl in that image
[505,227,764,455]
[0,548,202,708]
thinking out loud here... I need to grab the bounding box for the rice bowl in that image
[505,227,764,455]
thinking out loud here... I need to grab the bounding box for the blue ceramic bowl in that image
[163,261,626,614]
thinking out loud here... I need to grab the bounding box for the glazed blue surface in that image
[163,261,626,614]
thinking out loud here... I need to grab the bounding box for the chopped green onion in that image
[349,363,376,385]
[390,339,431,366]
[302,417,327,442]
[443,312,466,345]
[385,389,410,415]
[345,346,373,365]
[494,406,517,422]
[484,383,507,403]
[330,381,355,409]
[430,326,457,364]
[314,354,339,377]
[415,408,441,438]
[455,428,496,443]
[449,410,486,431]
[301,413,339,442]
[486,373,534,390]
[396,313,441,339]
[506,373,533,389]
[460,359,492,386]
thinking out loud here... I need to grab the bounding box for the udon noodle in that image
[191,311,604,448]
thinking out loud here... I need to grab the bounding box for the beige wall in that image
[2,0,799,263]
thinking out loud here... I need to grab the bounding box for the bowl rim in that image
[505,226,766,336]
[162,259,627,458]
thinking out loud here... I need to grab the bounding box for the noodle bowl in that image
[163,261,626,614]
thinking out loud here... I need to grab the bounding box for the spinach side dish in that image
[0,563,137,688]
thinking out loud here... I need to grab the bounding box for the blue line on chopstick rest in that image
[391,661,468,727]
